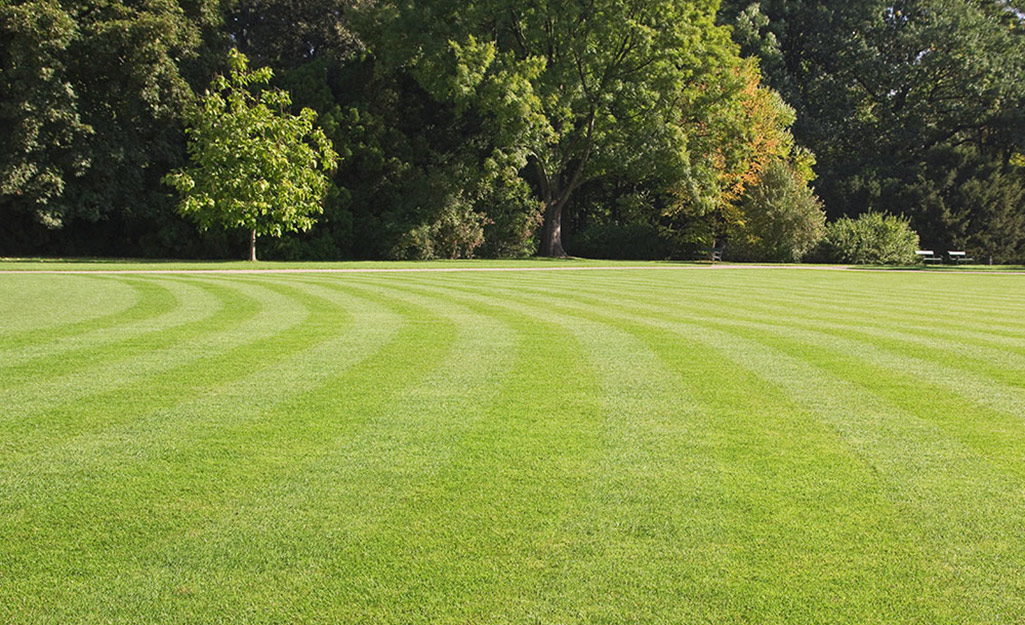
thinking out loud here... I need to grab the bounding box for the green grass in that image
[2,262,1024,624]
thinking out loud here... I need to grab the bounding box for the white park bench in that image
[916,250,942,264]
[947,250,974,264]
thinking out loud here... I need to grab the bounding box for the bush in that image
[813,212,920,265]
[729,161,826,262]
[389,195,489,260]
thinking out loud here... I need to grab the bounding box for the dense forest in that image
[2,0,1024,261]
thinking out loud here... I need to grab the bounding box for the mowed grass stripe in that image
[453,282,769,623]
[714,313,1025,416]
[472,271,1023,622]
[0,277,382,484]
[562,270,1025,349]
[546,271,1025,426]
[3,273,383,413]
[0,278,307,464]
[0,274,141,339]
[2,267,1024,624]
[698,330,1025,624]
[706,313,1025,472]
[260,274,696,623]
[0,276,240,385]
[7,278,480,623]
[585,271,1025,397]
[483,270,1025,385]
[0,276,370,471]
[706,269,1025,313]
[0,276,179,358]
[601,317,951,624]
[112,276,530,624]
[592,269,1025,343]
[479,272,1025,475]
[696,303,1025,386]
[0,276,268,421]
[417,273,954,623]
[631,276,1025,459]
[0,279,409,620]
[305,276,609,624]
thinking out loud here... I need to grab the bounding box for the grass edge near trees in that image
[1,257,1024,273]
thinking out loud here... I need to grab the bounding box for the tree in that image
[362,0,740,256]
[223,0,362,69]
[1,0,226,260]
[0,0,91,225]
[730,160,826,262]
[719,0,1025,261]
[664,56,810,250]
[164,49,337,261]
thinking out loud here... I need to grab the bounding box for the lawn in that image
[2,262,1024,624]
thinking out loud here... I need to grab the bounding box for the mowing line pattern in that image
[1,268,1024,624]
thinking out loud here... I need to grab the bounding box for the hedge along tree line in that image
[810,213,921,265]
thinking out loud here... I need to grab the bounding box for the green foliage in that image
[389,194,489,260]
[304,55,542,260]
[570,221,671,261]
[720,0,1025,258]
[730,161,826,262]
[0,0,91,225]
[889,146,1025,263]
[6,0,1023,263]
[667,56,809,251]
[1,0,221,237]
[164,49,337,259]
[814,212,920,265]
[223,0,361,68]
[956,167,1025,264]
[363,0,742,256]
[725,2,783,76]
[60,0,218,221]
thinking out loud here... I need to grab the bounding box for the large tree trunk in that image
[534,111,596,258]
[248,228,257,262]
[539,201,566,257]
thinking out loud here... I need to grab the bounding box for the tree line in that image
[2,0,1023,262]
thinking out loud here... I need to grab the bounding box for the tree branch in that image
[554,109,596,210]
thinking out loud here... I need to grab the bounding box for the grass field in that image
[2,262,1024,624]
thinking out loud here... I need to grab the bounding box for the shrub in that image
[729,161,826,262]
[814,212,920,265]
[389,195,489,260]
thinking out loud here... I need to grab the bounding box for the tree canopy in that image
[0,0,90,225]
[719,0,1025,260]
[164,49,337,260]
[362,0,746,256]
[2,0,1024,262]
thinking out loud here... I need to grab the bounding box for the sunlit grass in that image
[2,264,1023,624]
